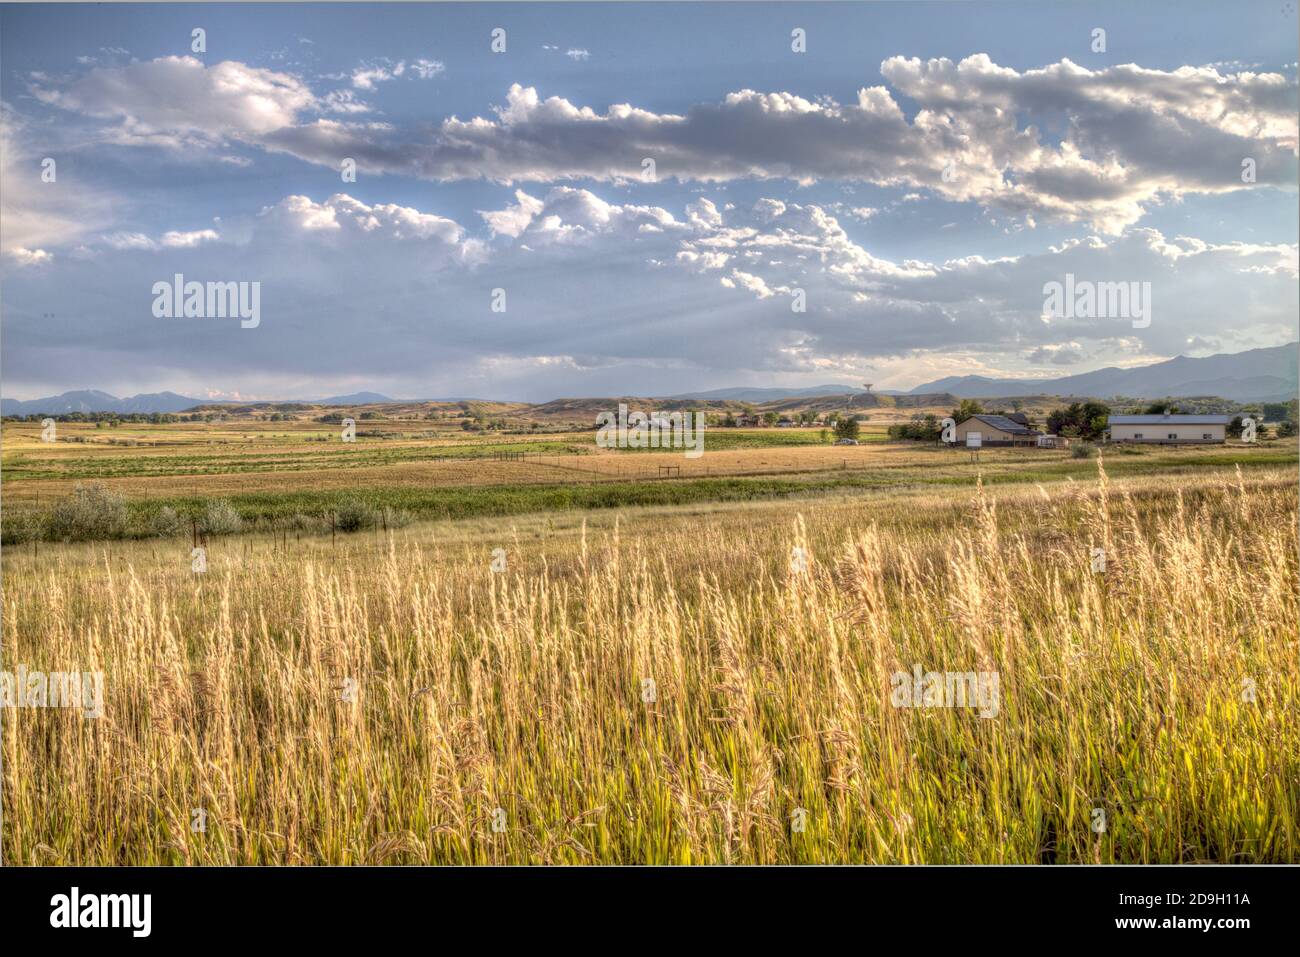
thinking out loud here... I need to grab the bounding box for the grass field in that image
[2,418,1292,536]
[2,417,1297,863]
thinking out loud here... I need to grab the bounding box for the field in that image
[2,417,1293,531]
[2,418,1297,863]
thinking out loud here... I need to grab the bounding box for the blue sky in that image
[2,1,1297,401]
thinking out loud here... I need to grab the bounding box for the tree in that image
[1144,401,1179,415]
[1046,401,1110,441]
[952,399,984,422]
[762,411,779,427]
[834,417,860,441]
[887,413,941,442]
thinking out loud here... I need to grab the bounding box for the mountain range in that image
[667,384,864,402]
[0,390,397,415]
[4,344,1295,414]
[905,343,1298,403]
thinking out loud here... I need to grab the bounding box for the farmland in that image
[1,416,1292,534]
[2,412,1297,864]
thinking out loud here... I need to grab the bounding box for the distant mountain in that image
[317,391,394,406]
[668,384,863,402]
[1,390,204,415]
[906,344,1298,402]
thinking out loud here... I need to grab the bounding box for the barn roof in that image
[965,414,1040,435]
[1109,414,1231,425]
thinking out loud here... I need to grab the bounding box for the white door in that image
[966,432,982,448]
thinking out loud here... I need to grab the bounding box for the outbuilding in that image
[1108,413,1229,444]
[953,414,1042,447]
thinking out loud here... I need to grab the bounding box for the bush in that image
[335,499,378,532]
[1,510,44,545]
[382,507,414,529]
[199,500,244,536]
[47,484,129,542]
[151,506,182,538]
[1071,442,1098,459]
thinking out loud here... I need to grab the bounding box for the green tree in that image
[1046,401,1110,440]
[834,417,860,441]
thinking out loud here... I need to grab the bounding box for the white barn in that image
[1108,413,1230,444]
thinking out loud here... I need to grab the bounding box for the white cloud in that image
[5,247,53,266]
[410,59,445,79]
[6,185,1291,397]
[30,56,316,147]
[161,229,220,248]
[351,59,405,90]
[31,55,1297,233]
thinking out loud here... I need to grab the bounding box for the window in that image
[1168,433,1177,440]
[1203,433,1212,440]
[1134,433,1143,439]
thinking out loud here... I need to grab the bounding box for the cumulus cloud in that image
[5,247,53,267]
[0,102,118,257]
[4,185,1294,396]
[30,56,316,148]
[26,55,1298,232]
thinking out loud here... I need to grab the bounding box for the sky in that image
[1,1,1297,402]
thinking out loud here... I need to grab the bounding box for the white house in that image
[1108,413,1229,444]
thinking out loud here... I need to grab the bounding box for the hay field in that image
[3,459,1296,864]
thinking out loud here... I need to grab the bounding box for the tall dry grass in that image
[3,461,1297,863]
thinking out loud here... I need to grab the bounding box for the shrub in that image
[200,500,244,536]
[47,484,129,542]
[335,499,378,532]
[1071,442,1098,459]
[833,417,861,441]
[1,510,44,545]
[151,506,182,538]
[382,507,414,529]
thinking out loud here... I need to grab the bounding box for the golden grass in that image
[3,460,1297,863]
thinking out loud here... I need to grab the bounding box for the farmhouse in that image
[954,414,1042,447]
[1108,413,1229,444]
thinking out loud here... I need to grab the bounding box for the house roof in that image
[963,414,1040,435]
[1108,414,1231,425]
